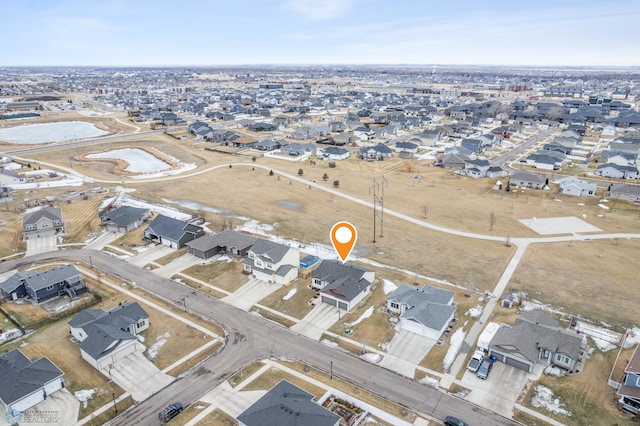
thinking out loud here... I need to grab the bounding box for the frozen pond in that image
[0,121,109,144]
[87,148,171,173]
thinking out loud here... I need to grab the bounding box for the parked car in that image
[476,358,493,380]
[445,415,469,426]
[467,350,485,372]
[159,402,183,422]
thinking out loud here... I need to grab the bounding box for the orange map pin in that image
[330,221,357,263]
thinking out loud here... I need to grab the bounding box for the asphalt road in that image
[0,249,520,426]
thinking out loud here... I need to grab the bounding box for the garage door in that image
[321,296,337,306]
[505,356,531,372]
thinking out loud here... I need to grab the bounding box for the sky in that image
[2,0,640,67]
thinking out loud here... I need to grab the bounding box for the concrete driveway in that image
[0,388,79,426]
[125,244,174,268]
[153,253,205,278]
[84,231,118,250]
[461,361,531,418]
[222,278,281,310]
[378,329,436,377]
[106,351,173,402]
[291,303,340,340]
[25,235,57,256]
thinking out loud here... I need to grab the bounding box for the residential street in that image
[0,249,519,426]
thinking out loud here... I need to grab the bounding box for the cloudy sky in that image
[3,0,639,67]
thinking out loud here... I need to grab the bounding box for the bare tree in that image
[422,205,428,219]
[489,211,496,231]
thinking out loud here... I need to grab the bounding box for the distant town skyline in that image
[3,0,640,67]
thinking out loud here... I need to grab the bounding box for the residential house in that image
[394,141,419,155]
[559,177,597,197]
[353,127,375,141]
[616,344,640,418]
[319,146,349,161]
[143,214,205,249]
[509,170,548,189]
[526,152,563,170]
[0,264,86,304]
[243,239,299,285]
[280,143,316,156]
[254,139,283,151]
[602,152,637,167]
[608,183,640,203]
[460,138,485,153]
[464,158,491,178]
[186,230,256,260]
[313,260,375,311]
[386,284,456,340]
[436,153,470,169]
[359,143,393,161]
[488,311,584,373]
[486,166,507,178]
[595,163,639,179]
[248,122,276,132]
[22,206,65,240]
[100,206,150,233]
[237,380,340,426]
[68,302,148,371]
[0,349,65,413]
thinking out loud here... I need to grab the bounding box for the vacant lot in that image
[521,346,635,426]
[508,238,640,328]
[183,259,248,293]
[258,277,316,320]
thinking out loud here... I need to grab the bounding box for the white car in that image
[467,350,485,372]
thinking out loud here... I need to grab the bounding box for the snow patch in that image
[544,366,566,377]
[419,376,440,390]
[591,336,616,352]
[235,219,276,236]
[466,305,483,318]
[147,332,170,360]
[321,339,339,349]
[74,389,98,409]
[347,306,374,327]
[360,352,382,363]
[382,279,397,295]
[624,327,640,349]
[282,288,297,301]
[443,328,466,371]
[531,385,572,417]
[0,328,22,344]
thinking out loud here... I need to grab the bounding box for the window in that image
[390,301,399,310]
[266,262,273,269]
[555,354,570,365]
[137,320,146,329]
[41,223,48,228]
[25,224,36,230]
[249,252,255,259]
[46,285,54,291]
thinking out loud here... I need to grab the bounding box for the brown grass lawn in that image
[154,247,188,265]
[229,361,266,388]
[242,368,327,401]
[183,260,249,293]
[257,277,316,320]
[509,239,640,328]
[0,205,26,257]
[82,395,135,426]
[249,306,296,328]
[521,347,636,426]
[110,226,147,253]
[61,195,104,243]
[190,408,237,426]
[175,274,228,299]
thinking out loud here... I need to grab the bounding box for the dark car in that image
[159,402,183,422]
[476,358,493,380]
[445,415,469,426]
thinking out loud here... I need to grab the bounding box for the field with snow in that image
[0,121,109,143]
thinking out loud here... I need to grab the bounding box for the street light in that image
[181,297,187,312]
[112,392,117,414]
[330,360,333,380]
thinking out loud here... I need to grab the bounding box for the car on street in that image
[445,415,469,426]
[467,350,485,373]
[159,402,183,422]
[476,358,493,380]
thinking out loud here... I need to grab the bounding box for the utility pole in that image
[369,176,387,243]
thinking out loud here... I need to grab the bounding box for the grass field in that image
[257,277,316,320]
[183,259,249,293]
[521,346,636,426]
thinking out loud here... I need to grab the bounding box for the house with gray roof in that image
[488,311,584,373]
[359,143,393,161]
[243,239,299,285]
[595,163,639,179]
[616,344,640,417]
[609,183,640,203]
[22,206,65,240]
[143,214,204,249]
[318,146,349,161]
[509,170,548,189]
[0,349,65,413]
[186,230,256,259]
[313,260,375,311]
[68,302,148,371]
[237,379,340,426]
[386,284,456,340]
[100,206,150,233]
[0,264,86,304]
[559,177,597,197]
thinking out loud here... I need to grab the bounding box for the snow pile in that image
[147,332,170,360]
[591,336,616,352]
[466,305,483,318]
[624,327,640,349]
[363,417,381,424]
[419,376,440,390]
[282,288,297,301]
[347,306,374,327]
[382,279,397,295]
[520,300,565,315]
[236,219,276,236]
[74,389,98,409]
[360,353,382,363]
[0,328,22,344]
[531,385,572,416]
[544,366,566,377]
[443,328,466,371]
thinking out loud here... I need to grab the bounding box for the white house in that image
[68,302,149,372]
[243,239,299,285]
[0,349,65,413]
[386,284,457,340]
[319,146,350,161]
[559,176,597,197]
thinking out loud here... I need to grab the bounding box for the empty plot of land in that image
[519,216,601,235]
